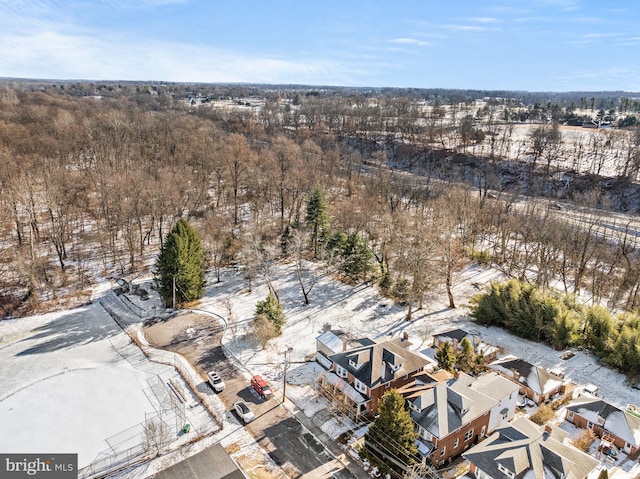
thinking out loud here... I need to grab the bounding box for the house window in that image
[497,463,515,478]
[336,366,348,378]
[481,425,486,437]
[567,410,574,421]
[354,379,367,394]
[464,429,474,442]
[385,382,391,389]
[421,429,432,441]
[587,421,594,430]
[404,374,409,380]
[454,438,459,449]
[440,446,446,457]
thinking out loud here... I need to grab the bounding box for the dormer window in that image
[497,463,515,478]
[336,365,348,378]
[349,358,360,369]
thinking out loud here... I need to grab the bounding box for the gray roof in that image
[457,371,520,402]
[567,397,640,447]
[316,330,345,354]
[463,417,599,479]
[152,444,247,479]
[328,337,430,389]
[433,328,470,343]
[433,328,499,357]
[407,372,500,439]
[489,356,564,395]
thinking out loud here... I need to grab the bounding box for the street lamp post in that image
[282,346,293,402]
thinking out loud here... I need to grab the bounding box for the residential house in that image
[489,356,567,404]
[565,397,640,456]
[432,328,499,362]
[399,371,521,466]
[463,417,601,479]
[315,329,375,369]
[318,336,431,419]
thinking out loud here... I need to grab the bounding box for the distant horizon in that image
[4,77,640,97]
[2,1,639,92]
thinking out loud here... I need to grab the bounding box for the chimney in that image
[543,425,552,440]
[402,331,409,341]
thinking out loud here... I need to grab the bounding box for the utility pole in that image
[282,346,293,402]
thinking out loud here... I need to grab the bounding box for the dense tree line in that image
[1,82,640,327]
[471,279,640,380]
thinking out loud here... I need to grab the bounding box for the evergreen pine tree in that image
[328,231,374,281]
[456,337,475,373]
[435,341,457,373]
[156,218,206,307]
[305,185,329,257]
[255,292,286,334]
[362,389,417,476]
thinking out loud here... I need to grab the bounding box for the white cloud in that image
[532,0,579,11]
[442,24,490,32]
[466,17,502,23]
[0,28,353,85]
[390,38,429,46]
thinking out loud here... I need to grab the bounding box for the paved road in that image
[199,336,355,479]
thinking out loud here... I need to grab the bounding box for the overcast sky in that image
[1,0,639,92]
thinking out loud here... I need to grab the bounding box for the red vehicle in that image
[250,375,272,399]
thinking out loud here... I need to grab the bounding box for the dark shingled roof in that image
[433,328,470,343]
[151,444,247,479]
[328,337,430,389]
[463,418,599,479]
[566,397,640,447]
[489,356,565,396]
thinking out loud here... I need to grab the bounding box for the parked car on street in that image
[251,375,272,399]
[234,401,254,423]
[207,371,225,392]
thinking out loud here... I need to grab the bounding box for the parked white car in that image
[234,401,254,423]
[207,371,225,392]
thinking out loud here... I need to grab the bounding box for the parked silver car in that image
[233,401,255,423]
[207,371,226,392]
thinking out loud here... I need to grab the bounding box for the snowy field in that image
[0,300,211,472]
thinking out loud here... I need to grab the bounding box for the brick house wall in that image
[429,412,491,466]
[332,364,423,414]
[567,412,638,456]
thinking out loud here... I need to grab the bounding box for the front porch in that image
[317,371,368,422]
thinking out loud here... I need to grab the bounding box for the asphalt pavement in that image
[200,335,366,479]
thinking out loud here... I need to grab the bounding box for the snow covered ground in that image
[198,261,639,411]
[196,260,640,476]
[2,257,637,477]
[0,299,216,473]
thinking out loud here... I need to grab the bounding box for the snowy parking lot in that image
[0,301,210,471]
